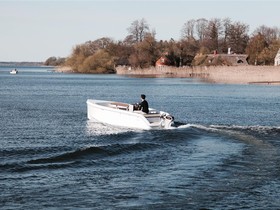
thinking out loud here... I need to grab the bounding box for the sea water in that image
[0,66,280,209]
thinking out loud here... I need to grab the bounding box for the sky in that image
[0,0,279,62]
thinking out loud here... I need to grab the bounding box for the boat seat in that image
[110,102,129,110]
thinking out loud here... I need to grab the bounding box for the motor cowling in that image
[160,114,174,128]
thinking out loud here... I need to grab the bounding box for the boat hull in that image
[10,70,18,74]
[87,99,174,130]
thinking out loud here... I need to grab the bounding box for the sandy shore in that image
[116,65,280,85]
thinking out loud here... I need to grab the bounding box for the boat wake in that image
[85,120,191,135]
[3,121,278,174]
[86,118,280,139]
[85,120,143,136]
[189,124,280,134]
[1,142,159,173]
[185,123,280,147]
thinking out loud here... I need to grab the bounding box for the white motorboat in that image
[10,69,18,74]
[86,99,174,130]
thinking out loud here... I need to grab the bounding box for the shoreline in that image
[204,66,280,85]
[55,65,280,85]
[116,65,280,85]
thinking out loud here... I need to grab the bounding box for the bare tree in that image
[196,18,208,42]
[127,18,150,43]
[181,19,196,40]
[219,18,232,53]
[253,25,280,44]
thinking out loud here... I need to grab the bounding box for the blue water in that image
[1,66,280,209]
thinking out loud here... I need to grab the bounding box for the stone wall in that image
[116,65,280,84]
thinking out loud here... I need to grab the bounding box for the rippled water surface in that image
[1,66,280,209]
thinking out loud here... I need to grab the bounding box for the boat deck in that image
[107,102,161,117]
[109,102,129,110]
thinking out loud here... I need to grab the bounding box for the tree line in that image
[45,18,280,73]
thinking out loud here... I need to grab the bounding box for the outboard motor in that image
[160,114,174,129]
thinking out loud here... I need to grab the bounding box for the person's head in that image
[141,94,146,100]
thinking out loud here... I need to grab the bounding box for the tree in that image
[248,26,280,65]
[81,49,115,73]
[62,17,280,71]
[129,33,159,68]
[219,18,232,53]
[182,39,199,66]
[66,44,88,71]
[227,22,249,53]
[246,33,268,65]
[126,18,150,44]
[181,19,196,40]
[44,56,65,66]
[163,39,181,66]
[205,18,223,52]
[196,18,208,42]
[106,41,134,66]
[253,25,280,44]
[258,40,280,65]
[65,37,114,72]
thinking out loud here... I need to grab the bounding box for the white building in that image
[275,48,280,66]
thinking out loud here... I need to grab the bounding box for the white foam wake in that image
[85,120,141,136]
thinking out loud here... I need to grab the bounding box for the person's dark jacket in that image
[139,100,149,114]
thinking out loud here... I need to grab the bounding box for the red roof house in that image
[155,56,170,67]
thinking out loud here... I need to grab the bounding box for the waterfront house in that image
[194,53,248,66]
[156,55,170,67]
[275,48,280,66]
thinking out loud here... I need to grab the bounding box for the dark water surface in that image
[1,67,280,209]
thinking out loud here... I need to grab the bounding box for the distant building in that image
[206,54,248,66]
[155,55,170,67]
[275,48,280,66]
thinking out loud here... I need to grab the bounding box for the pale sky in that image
[0,0,279,62]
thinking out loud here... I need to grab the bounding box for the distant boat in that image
[87,99,174,130]
[10,69,18,74]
